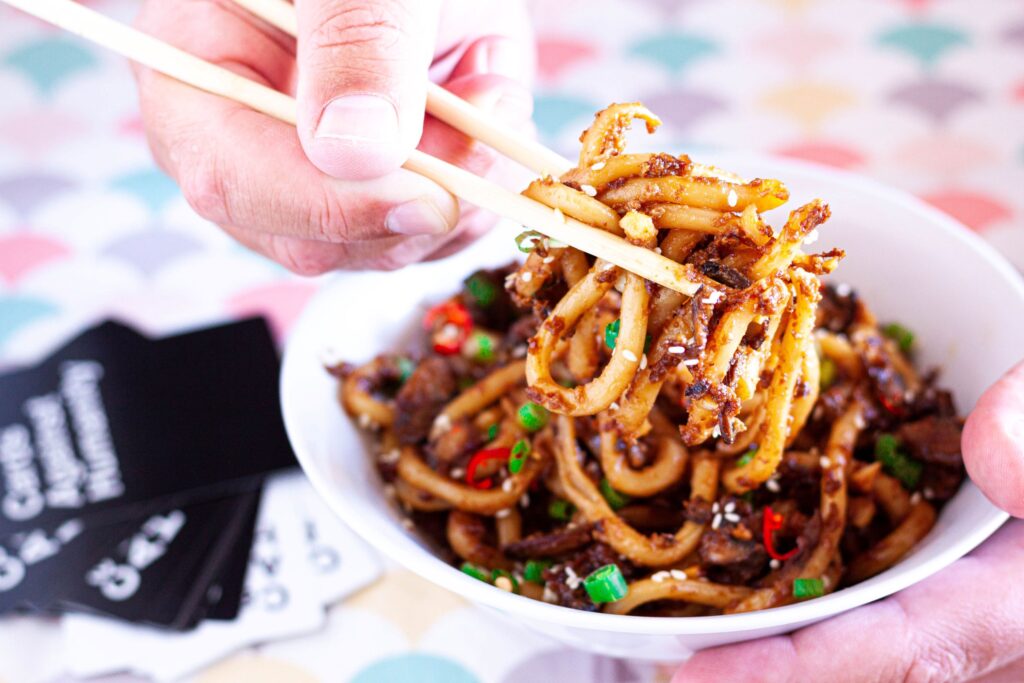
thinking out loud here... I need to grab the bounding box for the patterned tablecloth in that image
[1,0,1022,681]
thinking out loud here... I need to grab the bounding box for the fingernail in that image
[315,94,399,143]
[386,197,453,236]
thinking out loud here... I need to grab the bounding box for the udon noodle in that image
[332,104,965,615]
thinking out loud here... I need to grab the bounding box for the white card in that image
[297,481,381,606]
[62,471,325,681]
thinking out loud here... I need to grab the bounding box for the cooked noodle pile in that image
[333,104,965,615]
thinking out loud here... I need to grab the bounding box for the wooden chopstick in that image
[1,0,701,296]
[229,0,573,179]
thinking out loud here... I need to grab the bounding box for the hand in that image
[134,0,535,273]
[673,360,1024,683]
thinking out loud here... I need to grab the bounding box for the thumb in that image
[962,358,1024,518]
[295,0,440,180]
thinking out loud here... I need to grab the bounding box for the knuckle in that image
[304,188,354,242]
[309,3,411,54]
[179,156,230,224]
[274,238,337,277]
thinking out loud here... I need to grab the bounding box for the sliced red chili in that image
[465,447,511,490]
[762,505,799,562]
[424,301,473,355]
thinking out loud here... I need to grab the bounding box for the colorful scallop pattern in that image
[0,0,1022,681]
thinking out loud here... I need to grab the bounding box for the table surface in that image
[1,0,1022,681]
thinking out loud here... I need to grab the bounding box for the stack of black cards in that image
[0,318,298,629]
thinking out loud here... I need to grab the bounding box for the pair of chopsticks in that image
[1,0,700,296]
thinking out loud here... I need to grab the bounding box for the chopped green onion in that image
[883,322,914,353]
[509,439,531,474]
[491,569,520,593]
[517,402,549,432]
[515,230,544,253]
[548,499,575,521]
[599,478,632,511]
[875,434,923,489]
[487,423,499,441]
[792,577,824,600]
[737,448,757,467]
[604,319,620,349]
[604,319,650,351]
[523,559,552,584]
[583,564,629,604]
[464,273,497,307]
[819,357,837,389]
[460,562,489,582]
[463,330,495,363]
[396,357,416,384]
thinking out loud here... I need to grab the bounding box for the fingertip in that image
[962,360,1024,517]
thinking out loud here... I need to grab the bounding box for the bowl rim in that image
[281,152,1020,636]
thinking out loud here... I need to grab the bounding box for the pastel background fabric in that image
[1,0,1022,680]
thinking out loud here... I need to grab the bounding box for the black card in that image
[0,318,298,624]
[0,318,295,534]
[57,489,262,629]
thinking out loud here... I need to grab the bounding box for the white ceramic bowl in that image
[281,153,1024,661]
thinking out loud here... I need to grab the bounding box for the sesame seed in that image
[819,456,830,470]
[724,502,736,513]
[711,424,722,438]
[581,184,598,197]
[923,487,935,500]
[357,413,372,429]
[654,247,662,254]
[432,413,452,437]
[622,349,638,363]
[512,345,527,358]
[520,493,530,507]
[724,512,741,523]
[565,567,582,590]
[450,467,465,479]
[542,256,555,264]
[668,346,685,354]
[495,576,514,592]
[502,478,515,493]
[379,449,400,465]
[401,518,415,531]
[682,358,699,366]
[670,569,688,581]
[640,354,648,370]
[766,478,781,493]
[770,559,781,570]
[651,571,670,583]
[836,283,852,296]
[521,271,533,283]
[609,401,620,411]
[711,513,723,529]
[910,492,923,505]
[543,587,558,603]
[495,508,512,519]
[590,161,606,171]
[727,189,739,208]
[711,502,721,514]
